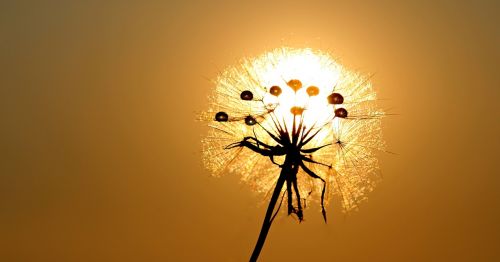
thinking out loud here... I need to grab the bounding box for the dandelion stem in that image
[249,161,291,261]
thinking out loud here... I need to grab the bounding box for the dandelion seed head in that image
[202,47,384,212]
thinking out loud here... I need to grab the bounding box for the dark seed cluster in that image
[214,80,350,124]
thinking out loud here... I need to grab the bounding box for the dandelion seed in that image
[287,79,303,91]
[335,108,348,118]
[240,90,254,101]
[214,111,229,122]
[327,92,344,104]
[306,85,320,96]
[245,115,257,126]
[290,106,304,115]
[269,85,282,96]
[201,47,385,261]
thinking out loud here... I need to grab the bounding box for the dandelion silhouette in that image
[202,47,384,261]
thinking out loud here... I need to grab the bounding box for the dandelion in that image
[201,47,385,261]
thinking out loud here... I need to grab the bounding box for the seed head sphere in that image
[202,47,384,212]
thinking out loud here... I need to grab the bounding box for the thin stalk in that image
[249,162,290,261]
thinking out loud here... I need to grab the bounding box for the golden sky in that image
[0,1,498,261]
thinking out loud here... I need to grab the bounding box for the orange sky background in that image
[0,1,498,261]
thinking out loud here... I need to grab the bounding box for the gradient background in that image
[1,1,498,261]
